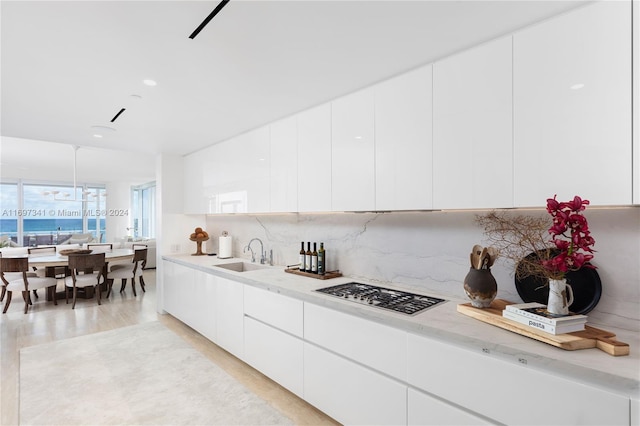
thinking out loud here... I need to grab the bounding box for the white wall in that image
[205,208,640,332]
[105,181,131,243]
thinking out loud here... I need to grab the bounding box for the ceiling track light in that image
[111,107,126,123]
[189,0,231,39]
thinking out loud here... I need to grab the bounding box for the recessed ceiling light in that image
[570,83,585,90]
[93,134,103,138]
[143,79,157,86]
[130,94,143,100]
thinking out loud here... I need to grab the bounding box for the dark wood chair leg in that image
[139,276,146,292]
[33,289,38,299]
[22,290,29,314]
[65,286,69,304]
[3,291,12,313]
[106,279,113,298]
[120,279,127,293]
[131,277,137,297]
[1,286,5,302]
[72,287,77,309]
[96,284,101,306]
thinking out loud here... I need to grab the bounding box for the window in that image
[0,180,106,246]
[0,182,19,245]
[132,182,155,239]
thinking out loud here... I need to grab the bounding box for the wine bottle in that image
[299,242,306,271]
[311,242,318,274]
[305,242,312,273]
[317,242,325,275]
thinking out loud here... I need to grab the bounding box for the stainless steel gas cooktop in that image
[316,282,446,315]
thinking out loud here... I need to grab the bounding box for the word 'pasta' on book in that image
[502,310,586,335]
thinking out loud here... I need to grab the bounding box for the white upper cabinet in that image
[433,36,513,209]
[331,87,375,211]
[202,127,271,214]
[239,126,271,213]
[375,65,433,211]
[270,115,298,213]
[513,1,632,207]
[297,103,332,212]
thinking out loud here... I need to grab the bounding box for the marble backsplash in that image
[204,208,640,332]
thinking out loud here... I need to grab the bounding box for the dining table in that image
[27,248,135,301]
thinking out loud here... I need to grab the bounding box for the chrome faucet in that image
[245,238,265,264]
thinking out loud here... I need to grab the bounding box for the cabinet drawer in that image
[244,285,303,337]
[304,342,406,426]
[244,317,303,397]
[304,302,406,380]
[407,333,629,425]
[408,388,492,425]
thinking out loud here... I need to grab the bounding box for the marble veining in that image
[205,208,639,333]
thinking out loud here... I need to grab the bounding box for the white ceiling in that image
[1,0,588,184]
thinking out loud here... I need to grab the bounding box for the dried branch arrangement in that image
[475,210,554,280]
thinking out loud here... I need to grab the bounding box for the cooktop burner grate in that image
[316,282,446,315]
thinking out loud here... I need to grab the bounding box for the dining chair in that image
[108,248,147,297]
[28,246,68,280]
[0,252,38,302]
[1,255,58,314]
[87,243,113,253]
[65,253,106,309]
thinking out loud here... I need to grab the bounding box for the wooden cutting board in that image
[457,299,629,356]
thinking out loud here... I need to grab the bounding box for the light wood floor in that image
[0,270,339,425]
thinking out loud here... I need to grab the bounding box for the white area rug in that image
[20,321,294,425]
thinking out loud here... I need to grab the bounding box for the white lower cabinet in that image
[407,388,492,426]
[243,285,304,397]
[632,397,639,426]
[303,342,406,426]
[162,260,196,326]
[244,317,303,398]
[191,270,217,342]
[304,302,406,380]
[407,333,629,425]
[215,276,244,358]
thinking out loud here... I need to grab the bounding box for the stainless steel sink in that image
[214,261,270,272]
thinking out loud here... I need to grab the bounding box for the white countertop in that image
[162,254,640,399]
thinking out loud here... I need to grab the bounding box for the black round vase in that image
[463,267,497,308]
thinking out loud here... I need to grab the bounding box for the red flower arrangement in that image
[476,195,597,282]
[541,195,596,279]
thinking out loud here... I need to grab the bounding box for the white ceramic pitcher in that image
[547,278,574,316]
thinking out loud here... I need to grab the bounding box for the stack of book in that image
[502,302,588,335]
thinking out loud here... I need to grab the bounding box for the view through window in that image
[132,183,156,239]
[0,181,106,246]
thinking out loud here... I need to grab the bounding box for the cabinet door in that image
[375,65,433,210]
[191,270,217,342]
[162,261,196,325]
[238,126,271,213]
[513,1,632,206]
[297,103,332,212]
[331,88,375,211]
[215,276,244,358]
[303,342,406,426]
[244,285,303,337]
[433,36,513,209]
[304,302,406,380]
[408,388,493,426]
[270,116,298,213]
[407,333,629,425]
[244,317,303,398]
